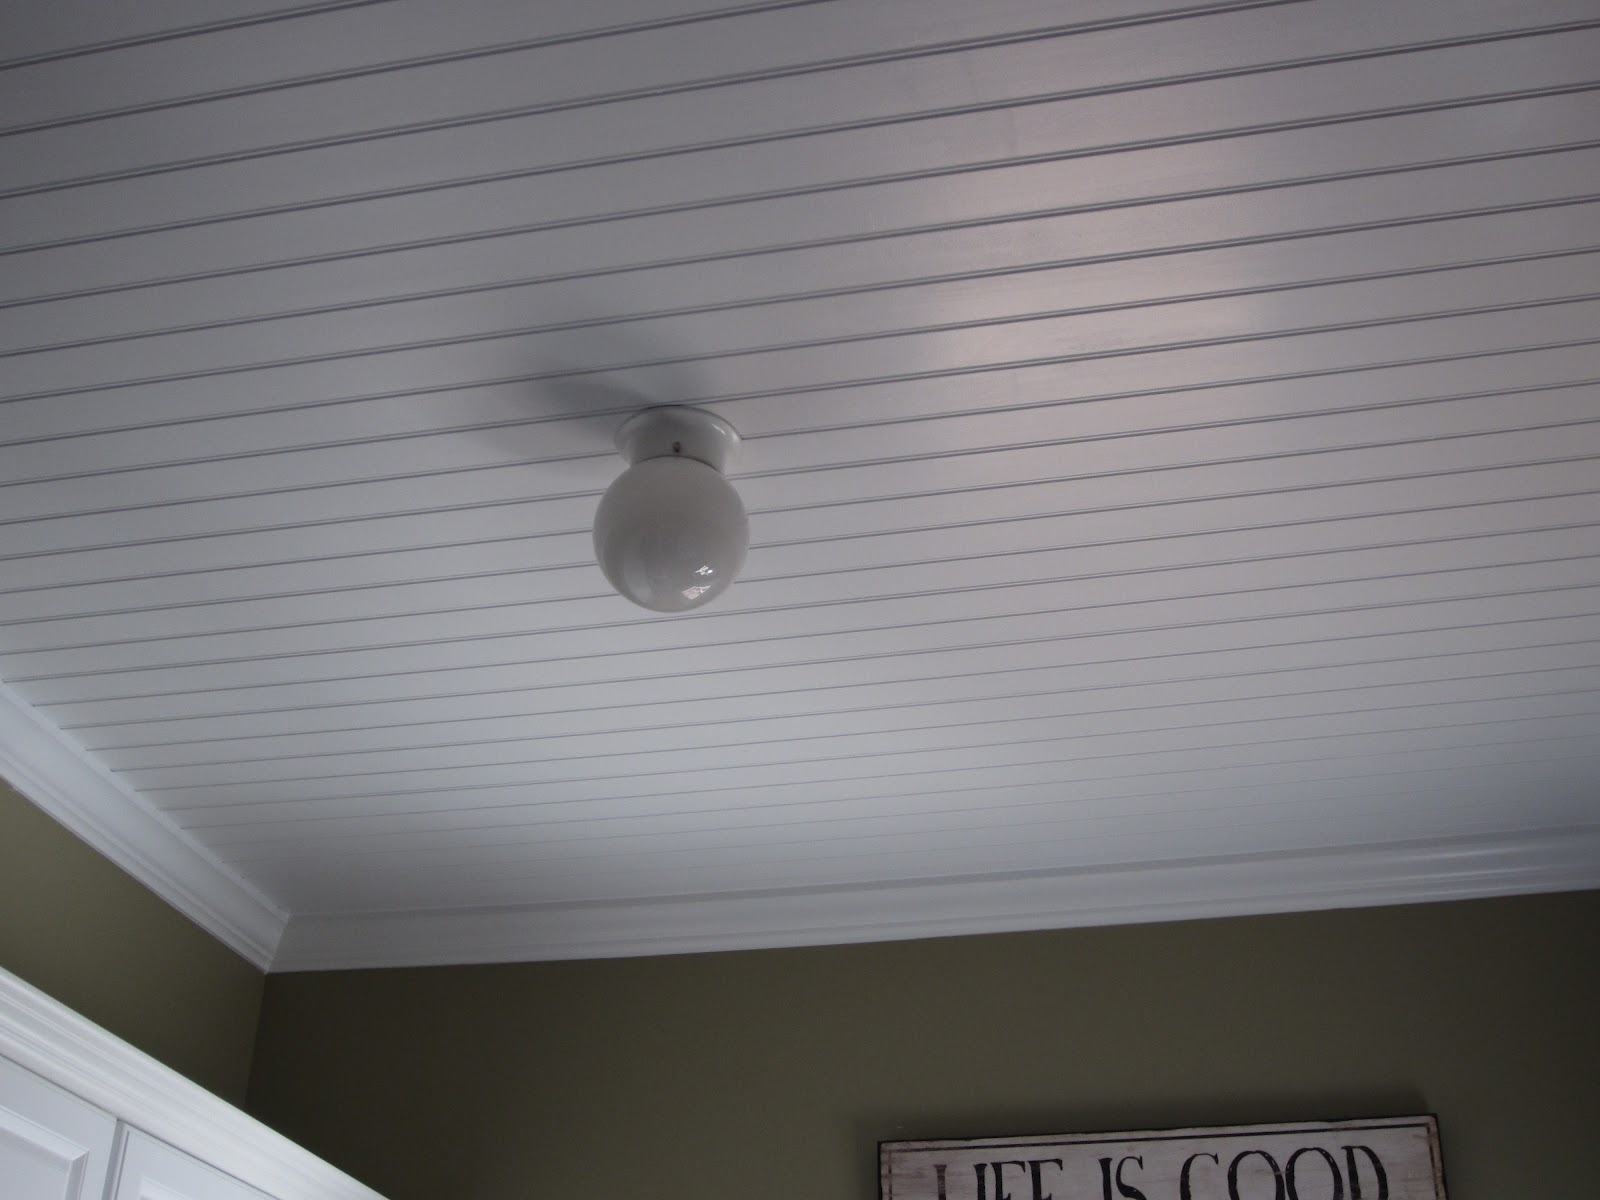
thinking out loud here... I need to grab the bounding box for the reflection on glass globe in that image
[593,455,749,612]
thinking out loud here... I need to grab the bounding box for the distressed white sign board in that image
[882,1116,1445,1200]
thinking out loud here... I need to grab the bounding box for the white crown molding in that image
[0,681,286,971]
[0,967,385,1200]
[273,825,1600,971]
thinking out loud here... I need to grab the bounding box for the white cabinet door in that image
[0,1055,118,1200]
[112,1129,274,1200]
[2,970,381,1200]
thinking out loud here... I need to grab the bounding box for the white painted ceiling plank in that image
[0,0,346,65]
[6,261,1599,534]
[12,182,1600,460]
[8,433,1597,626]
[13,490,1596,655]
[172,742,1600,881]
[11,62,1600,313]
[43,585,1593,748]
[0,0,823,125]
[17,536,1599,721]
[262,806,1600,919]
[5,0,1238,144]
[11,161,1600,411]
[247,784,1596,894]
[118,663,1600,791]
[0,0,1595,959]
[15,101,1598,358]
[80,631,1600,765]
[261,803,1593,913]
[11,509,1599,694]
[138,700,1600,813]
[8,5,1592,256]
[10,491,1599,683]
[228,775,1600,891]
[224,764,1595,880]
[197,732,1600,853]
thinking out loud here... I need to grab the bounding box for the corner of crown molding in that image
[270,825,1600,972]
[0,967,386,1200]
[0,680,286,971]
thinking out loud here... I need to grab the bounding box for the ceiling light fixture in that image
[592,406,748,612]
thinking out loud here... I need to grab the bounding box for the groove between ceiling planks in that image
[0,0,1315,199]
[4,391,1596,624]
[0,0,1595,950]
[12,504,1600,678]
[76,633,1600,757]
[163,731,1600,839]
[223,771,1595,873]
[4,400,1597,620]
[9,183,1600,446]
[4,346,1594,541]
[0,1,840,133]
[6,276,1600,528]
[7,0,1477,200]
[20,571,1597,728]
[16,195,1597,398]
[196,750,1600,857]
[94,663,1600,786]
[10,492,1600,663]
[137,696,1600,803]
[248,802,1597,905]
[34,597,1600,744]
[0,0,1274,139]
[0,0,396,71]
[262,816,1594,914]
[209,746,1594,838]
[163,719,1600,818]
[3,18,1588,263]
[12,204,1600,464]
[6,13,1593,302]
[57,617,1600,760]
[235,787,1594,879]
[10,487,1600,680]
[122,675,1600,792]
[11,168,1599,368]
[7,472,1596,647]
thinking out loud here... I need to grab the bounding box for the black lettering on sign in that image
[1097,1156,1152,1200]
[1285,1147,1344,1200]
[1181,1153,1220,1200]
[1342,1147,1390,1200]
[1027,1158,1064,1200]
[886,1117,1434,1200]
[1115,1155,1148,1200]
[1228,1150,1286,1200]
[992,1161,1029,1200]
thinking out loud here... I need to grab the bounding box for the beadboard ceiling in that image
[2,0,1598,972]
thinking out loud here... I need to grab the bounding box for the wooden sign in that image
[881,1116,1446,1200]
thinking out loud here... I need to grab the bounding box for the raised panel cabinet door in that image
[0,1055,118,1200]
[112,1129,274,1200]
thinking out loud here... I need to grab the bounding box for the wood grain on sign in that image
[881,1117,1446,1200]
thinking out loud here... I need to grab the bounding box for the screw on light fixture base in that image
[613,405,740,472]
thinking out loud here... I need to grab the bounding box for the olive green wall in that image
[0,779,264,1102]
[247,889,1599,1200]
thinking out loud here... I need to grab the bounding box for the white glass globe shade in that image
[593,455,749,612]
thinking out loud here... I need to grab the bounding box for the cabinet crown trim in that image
[0,968,385,1200]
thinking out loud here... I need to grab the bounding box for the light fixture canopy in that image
[593,406,748,612]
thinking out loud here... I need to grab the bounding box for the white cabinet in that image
[0,968,383,1200]
[112,1130,272,1200]
[0,1056,117,1200]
